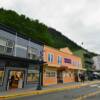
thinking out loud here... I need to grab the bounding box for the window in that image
[0,38,6,54]
[46,70,56,77]
[27,70,39,84]
[6,40,14,47]
[9,71,24,88]
[0,37,14,55]
[58,56,62,64]
[74,62,76,66]
[0,69,4,86]
[28,53,38,60]
[0,45,5,54]
[6,40,14,55]
[71,60,73,65]
[27,64,39,84]
[78,62,81,67]
[48,53,53,62]
[0,38,6,46]
[6,48,12,54]
[27,47,39,60]
[72,61,76,66]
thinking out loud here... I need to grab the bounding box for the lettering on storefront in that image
[64,58,71,64]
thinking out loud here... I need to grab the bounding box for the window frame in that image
[0,68,4,86]
[57,56,62,65]
[0,37,14,55]
[46,70,56,77]
[48,53,54,63]
[27,64,39,84]
[27,46,39,60]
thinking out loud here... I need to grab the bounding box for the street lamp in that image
[36,50,44,90]
[36,60,43,90]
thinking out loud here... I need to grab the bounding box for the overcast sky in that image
[0,0,100,54]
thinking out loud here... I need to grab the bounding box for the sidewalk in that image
[0,80,100,99]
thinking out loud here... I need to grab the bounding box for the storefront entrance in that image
[0,55,41,92]
[8,70,24,90]
[57,71,63,83]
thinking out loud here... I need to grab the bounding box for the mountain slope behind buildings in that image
[0,8,97,56]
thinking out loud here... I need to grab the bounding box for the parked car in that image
[92,72,100,79]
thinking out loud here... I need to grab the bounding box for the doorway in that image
[8,70,24,90]
[57,71,63,83]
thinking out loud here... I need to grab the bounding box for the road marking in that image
[90,84,100,88]
[74,90,100,100]
[90,84,98,87]
[97,86,100,88]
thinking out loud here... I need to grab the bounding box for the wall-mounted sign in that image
[64,58,71,64]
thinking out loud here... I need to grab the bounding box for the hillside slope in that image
[0,8,97,56]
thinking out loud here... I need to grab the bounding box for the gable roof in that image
[59,47,73,54]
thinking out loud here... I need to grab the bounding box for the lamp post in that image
[36,50,44,90]
[36,60,43,90]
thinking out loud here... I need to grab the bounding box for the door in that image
[57,71,63,83]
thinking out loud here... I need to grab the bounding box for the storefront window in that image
[8,71,24,89]
[0,69,4,86]
[46,70,56,77]
[27,70,39,84]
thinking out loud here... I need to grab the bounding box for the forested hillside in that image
[0,8,97,56]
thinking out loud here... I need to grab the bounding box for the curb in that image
[0,81,100,99]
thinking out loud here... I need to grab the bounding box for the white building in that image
[93,56,100,71]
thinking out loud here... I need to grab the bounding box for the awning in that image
[43,63,60,68]
[44,63,86,71]
[58,65,68,71]
[0,54,46,64]
[60,64,86,70]
[59,65,77,70]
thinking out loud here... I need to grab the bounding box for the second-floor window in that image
[27,47,39,60]
[72,60,81,67]
[0,37,14,55]
[48,53,53,62]
[58,56,62,64]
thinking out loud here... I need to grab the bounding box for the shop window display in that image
[27,64,39,84]
[8,71,24,89]
[0,70,4,86]
[27,70,39,84]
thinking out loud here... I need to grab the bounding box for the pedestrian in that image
[79,73,85,83]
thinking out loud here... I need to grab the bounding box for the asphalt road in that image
[85,93,100,100]
[8,83,100,100]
